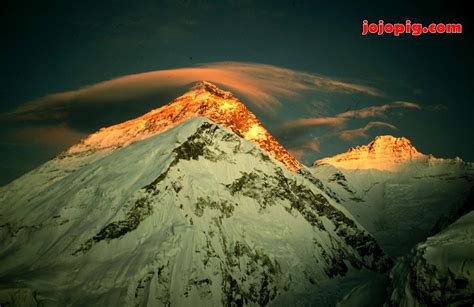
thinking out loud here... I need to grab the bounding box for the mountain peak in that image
[315,135,427,170]
[65,81,301,171]
[371,135,412,146]
[372,135,408,143]
[363,135,419,155]
[188,81,234,99]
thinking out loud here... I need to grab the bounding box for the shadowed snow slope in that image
[335,183,473,306]
[0,118,390,306]
[388,209,474,306]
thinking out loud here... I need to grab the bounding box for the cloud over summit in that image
[3,62,383,123]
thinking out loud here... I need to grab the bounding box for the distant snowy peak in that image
[65,81,301,171]
[366,135,423,156]
[315,135,434,171]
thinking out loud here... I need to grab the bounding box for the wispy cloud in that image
[426,104,448,111]
[322,80,382,97]
[288,139,320,160]
[3,124,85,146]
[285,101,420,128]
[288,148,306,160]
[2,62,383,122]
[285,116,346,128]
[339,121,397,140]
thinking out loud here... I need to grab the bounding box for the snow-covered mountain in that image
[0,84,390,306]
[317,138,474,307]
[311,136,474,257]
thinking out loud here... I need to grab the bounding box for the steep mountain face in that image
[315,135,427,171]
[0,118,390,306]
[66,81,301,172]
[388,209,474,306]
[311,137,474,257]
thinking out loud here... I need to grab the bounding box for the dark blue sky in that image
[1,0,473,185]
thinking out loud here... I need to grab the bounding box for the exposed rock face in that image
[315,135,428,171]
[66,81,301,172]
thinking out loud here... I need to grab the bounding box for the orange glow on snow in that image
[67,81,301,172]
[315,135,427,171]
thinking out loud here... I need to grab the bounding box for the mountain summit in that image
[66,81,301,171]
[315,135,428,171]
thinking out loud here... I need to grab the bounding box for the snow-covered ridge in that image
[64,81,301,172]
